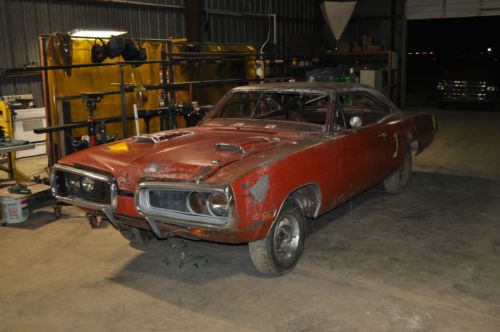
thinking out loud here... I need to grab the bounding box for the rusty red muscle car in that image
[50,82,436,275]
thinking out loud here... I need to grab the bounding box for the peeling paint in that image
[249,175,269,202]
[258,160,273,168]
[144,162,164,174]
[118,177,130,185]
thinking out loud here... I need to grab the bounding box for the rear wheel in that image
[249,201,306,276]
[118,224,156,245]
[384,152,412,194]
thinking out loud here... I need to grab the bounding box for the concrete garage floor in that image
[1,109,499,331]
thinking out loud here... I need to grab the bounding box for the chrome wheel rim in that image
[273,212,300,263]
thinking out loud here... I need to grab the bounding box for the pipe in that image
[133,104,141,136]
[71,0,184,10]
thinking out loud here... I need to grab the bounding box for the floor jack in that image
[81,92,104,147]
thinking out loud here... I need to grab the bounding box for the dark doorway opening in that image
[406,16,500,110]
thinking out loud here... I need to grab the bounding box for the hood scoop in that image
[215,143,245,154]
[133,131,194,143]
[214,136,281,155]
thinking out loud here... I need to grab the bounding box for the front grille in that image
[443,80,487,100]
[148,189,212,216]
[149,190,189,212]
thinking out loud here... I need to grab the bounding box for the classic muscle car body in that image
[51,82,436,275]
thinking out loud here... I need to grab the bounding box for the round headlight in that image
[208,193,228,217]
[187,192,206,214]
[69,174,81,190]
[81,177,95,193]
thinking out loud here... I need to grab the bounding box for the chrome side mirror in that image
[349,116,362,131]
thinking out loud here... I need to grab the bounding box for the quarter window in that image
[338,93,389,127]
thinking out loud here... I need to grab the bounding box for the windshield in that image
[210,91,330,126]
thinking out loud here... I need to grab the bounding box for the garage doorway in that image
[405,16,500,110]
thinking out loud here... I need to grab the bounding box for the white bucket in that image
[0,196,29,224]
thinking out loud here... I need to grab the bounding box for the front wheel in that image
[249,201,306,276]
[384,152,412,194]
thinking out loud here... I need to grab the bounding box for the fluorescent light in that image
[69,29,127,38]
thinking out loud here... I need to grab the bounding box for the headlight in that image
[486,85,497,92]
[69,174,81,190]
[436,82,445,91]
[208,193,228,217]
[187,192,206,214]
[81,177,95,193]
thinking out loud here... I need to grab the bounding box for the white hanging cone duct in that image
[320,1,357,40]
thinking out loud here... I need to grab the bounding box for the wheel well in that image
[289,183,321,219]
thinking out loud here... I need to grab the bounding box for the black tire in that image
[118,224,156,245]
[384,152,412,194]
[248,201,306,276]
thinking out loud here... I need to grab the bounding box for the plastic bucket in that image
[0,196,29,224]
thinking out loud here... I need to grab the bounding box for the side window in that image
[338,93,389,127]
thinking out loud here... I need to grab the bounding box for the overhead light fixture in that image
[69,29,127,38]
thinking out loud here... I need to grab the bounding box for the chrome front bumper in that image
[50,164,236,237]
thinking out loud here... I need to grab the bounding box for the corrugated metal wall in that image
[341,0,406,52]
[0,0,185,104]
[407,0,500,20]
[205,0,317,56]
[0,0,318,105]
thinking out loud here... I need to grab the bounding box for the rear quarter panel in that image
[407,112,437,153]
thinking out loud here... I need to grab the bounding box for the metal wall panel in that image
[0,0,185,104]
[407,0,500,20]
[204,0,317,57]
[341,0,405,52]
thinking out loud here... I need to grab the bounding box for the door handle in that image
[377,132,388,140]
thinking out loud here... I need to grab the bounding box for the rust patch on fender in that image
[249,175,269,202]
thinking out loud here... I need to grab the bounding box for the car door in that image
[337,92,397,194]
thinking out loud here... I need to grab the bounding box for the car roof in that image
[231,81,376,94]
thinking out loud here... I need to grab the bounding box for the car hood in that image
[59,126,321,191]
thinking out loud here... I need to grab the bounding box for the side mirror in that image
[349,116,362,131]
